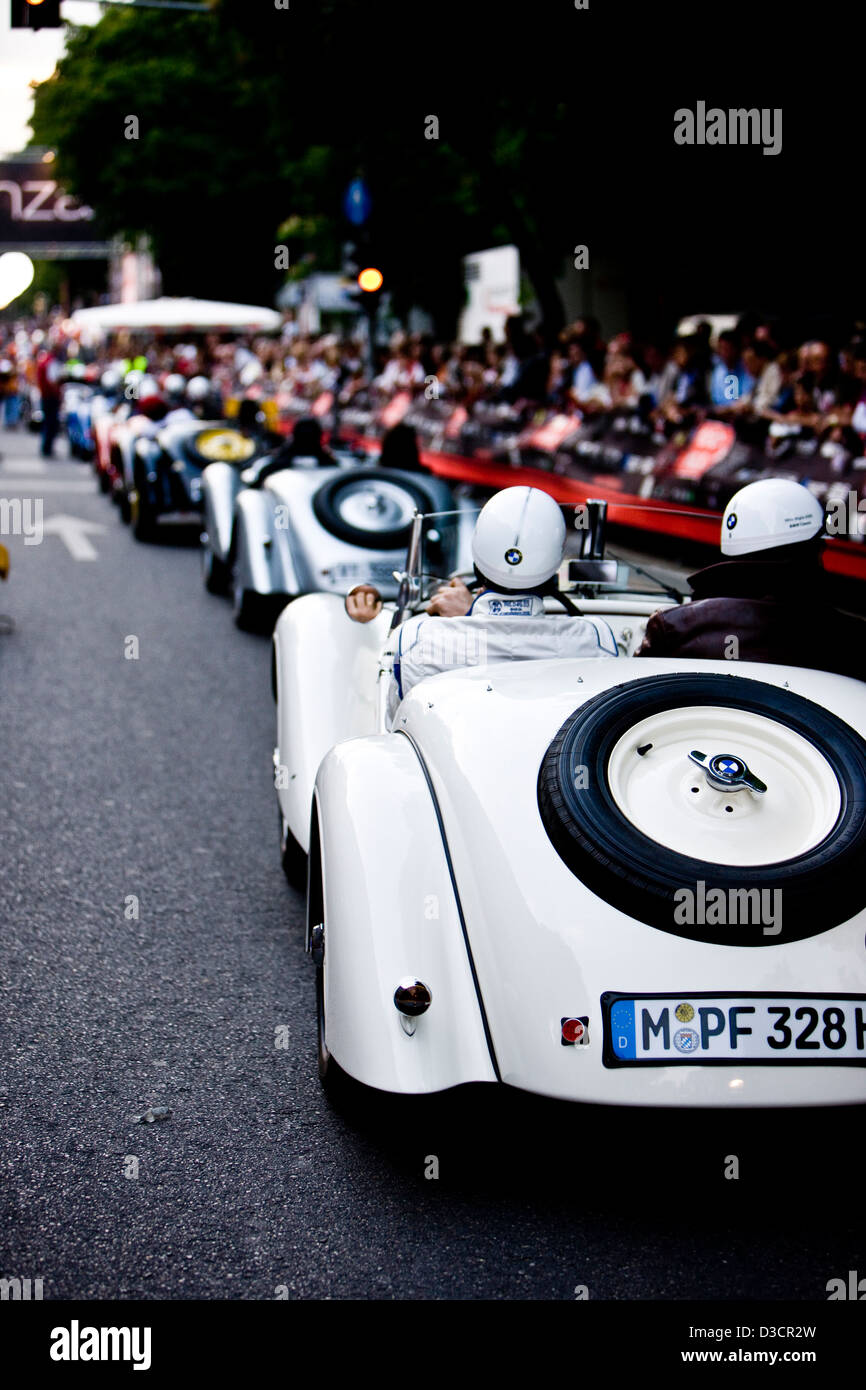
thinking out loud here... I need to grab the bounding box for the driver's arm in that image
[346,576,474,624]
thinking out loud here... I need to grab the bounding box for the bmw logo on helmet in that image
[504,547,522,566]
[726,513,737,530]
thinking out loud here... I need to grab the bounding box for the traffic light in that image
[10,0,63,29]
[357,267,384,294]
[344,261,385,376]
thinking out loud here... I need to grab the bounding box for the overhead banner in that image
[0,155,109,260]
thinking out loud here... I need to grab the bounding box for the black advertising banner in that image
[0,155,109,259]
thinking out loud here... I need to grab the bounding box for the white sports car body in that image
[202,450,469,629]
[273,513,866,1107]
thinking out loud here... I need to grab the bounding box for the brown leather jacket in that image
[637,558,866,682]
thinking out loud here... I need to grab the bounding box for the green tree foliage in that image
[31,8,285,301]
[31,0,577,329]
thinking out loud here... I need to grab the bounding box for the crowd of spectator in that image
[3,306,866,462]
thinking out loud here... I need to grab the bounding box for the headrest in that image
[468,591,545,618]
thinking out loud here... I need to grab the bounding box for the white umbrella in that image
[71,297,282,336]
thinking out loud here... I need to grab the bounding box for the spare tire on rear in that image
[311,469,448,551]
[184,427,258,468]
[537,673,866,946]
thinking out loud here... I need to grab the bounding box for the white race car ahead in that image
[272,508,866,1108]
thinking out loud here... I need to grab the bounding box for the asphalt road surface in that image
[0,425,861,1302]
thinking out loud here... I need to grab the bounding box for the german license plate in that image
[602,993,866,1066]
[330,562,397,586]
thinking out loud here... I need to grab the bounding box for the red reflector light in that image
[561,1017,585,1044]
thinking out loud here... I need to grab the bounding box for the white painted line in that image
[42,514,107,561]
[0,459,48,474]
[0,480,95,493]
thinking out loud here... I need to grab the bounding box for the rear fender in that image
[273,592,389,850]
[134,437,162,477]
[233,487,292,596]
[201,462,242,562]
[312,737,497,1093]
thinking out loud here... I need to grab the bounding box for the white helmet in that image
[164,372,187,399]
[136,374,160,398]
[100,368,122,393]
[239,359,264,389]
[472,486,567,590]
[187,375,211,403]
[721,479,824,557]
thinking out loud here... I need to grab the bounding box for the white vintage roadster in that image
[272,505,866,1107]
[201,444,463,630]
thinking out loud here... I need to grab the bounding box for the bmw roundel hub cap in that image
[709,754,745,782]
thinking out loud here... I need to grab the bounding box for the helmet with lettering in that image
[721,479,825,557]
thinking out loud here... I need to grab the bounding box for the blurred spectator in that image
[36,334,65,458]
[641,341,679,408]
[743,341,784,416]
[562,332,599,409]
[0,349,20,428]
[656,335,709,427]
[709,330,753,408]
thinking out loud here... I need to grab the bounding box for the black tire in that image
[311,469,441,551]
[232,575,265,631]
[307,813,349,1096]
[97,468,111,495]
[315,962,355,1099]
[131,462,157,542]
[202,541,231,595]
[116,484,131,525]
[537,673,866,946]
[279,808,307,891]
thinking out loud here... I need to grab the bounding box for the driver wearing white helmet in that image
[346,486,618,709]
[347,485,565,623]
[637,478,865,680]
[161,373,195,426]
[186,375,218,418]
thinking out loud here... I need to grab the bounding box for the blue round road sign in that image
[343,178,372,227]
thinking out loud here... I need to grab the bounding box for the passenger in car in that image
[637,478,866,681]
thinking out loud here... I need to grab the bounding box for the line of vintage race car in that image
[86,396,866,1111]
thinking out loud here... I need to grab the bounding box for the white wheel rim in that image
[195,428,256,462]
[334,479,416,533]
[606,704,841,866]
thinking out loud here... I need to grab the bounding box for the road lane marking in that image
[0,458,48,474]
[42,514,107,560]
[0,480,95,493]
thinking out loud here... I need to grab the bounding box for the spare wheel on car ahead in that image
[537,673,866,946]
[312,469,440,550]
[185,427,258,467]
